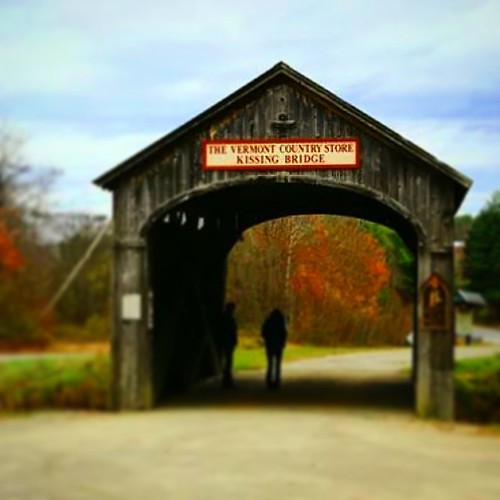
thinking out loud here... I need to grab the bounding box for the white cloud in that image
[23,128,161,176]
[386,118,500,174]
[152,78,217,102]
[21,127,163,215]
[329,0,500,96]
[0,5,109,95]
[1,0,499,98]
[48,184,111,215]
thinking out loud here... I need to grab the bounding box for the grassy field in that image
[0,345,346,412]
[3,348,498,422]
[455,354,500,423]
[0,354,109,411]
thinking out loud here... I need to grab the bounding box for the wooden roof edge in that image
[94,62,291,189]
[94,61,472,200]
[279,64,472,192]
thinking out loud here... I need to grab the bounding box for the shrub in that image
[0,355,110,411]
[53,314,110,342]
[455,355,500,423]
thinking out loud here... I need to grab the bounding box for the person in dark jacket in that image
[261,308,287,389]
[219,302,238,388]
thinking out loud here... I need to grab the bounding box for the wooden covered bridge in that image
[95,62,471,420]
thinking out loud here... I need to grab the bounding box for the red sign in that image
[202,138,360,171]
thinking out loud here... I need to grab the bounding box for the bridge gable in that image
[95,63,470,243]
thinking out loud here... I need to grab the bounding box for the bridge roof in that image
[94,62,471,208]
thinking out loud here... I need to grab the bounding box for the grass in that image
[455,354,500,424]
[455,355,500,374]
[0,354,110,412]
[0,345,359,412]
[4,348,498,424]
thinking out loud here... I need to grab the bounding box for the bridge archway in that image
[147,179,420,403]
[95,62,471,419]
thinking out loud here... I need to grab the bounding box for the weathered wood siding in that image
[112,82,456,244]
[108,79,460,419]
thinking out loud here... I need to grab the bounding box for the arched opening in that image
[147,180,420,406]
[96,62,467,418]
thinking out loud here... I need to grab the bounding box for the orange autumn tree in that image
[0,126,57,345]
[0,217,23,274]
[289,217,391,343]
[226,215,412,345]
[0,210,29,343]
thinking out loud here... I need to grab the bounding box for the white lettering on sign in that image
[202,138,359,171]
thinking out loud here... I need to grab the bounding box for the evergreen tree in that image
[455,214,474,242]
[465,191,500,319]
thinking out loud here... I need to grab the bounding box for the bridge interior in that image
[148,180,418,404]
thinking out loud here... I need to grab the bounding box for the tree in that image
[465,191,500,319]
[226,215,412,345]
[0,125,111,344]
[289,217,391,342]
[0,126,58,344]
[455,214,474,242]
[363,221,414,302]
[0,125,58,216]
[52,214,111,328]
[0,215,23,273]
[0,126,27,209]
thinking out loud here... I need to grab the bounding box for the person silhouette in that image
[261,308,287,389]
[219,302,238,388]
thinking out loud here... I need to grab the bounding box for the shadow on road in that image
[162,373,414,412]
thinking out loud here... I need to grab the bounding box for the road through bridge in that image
[2,348,500,500]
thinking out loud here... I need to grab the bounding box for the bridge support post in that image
[416,246,455,420]
[111,238,153,410]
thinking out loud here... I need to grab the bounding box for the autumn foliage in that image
[226,215,413,346]
[0,216,23,274]
[0,210,112,346]
[0,127,112,348]
[0,209,52,345]
[290,217,390,335]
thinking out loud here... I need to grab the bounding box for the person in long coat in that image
[219,302,238,388]
[261,308,287,389]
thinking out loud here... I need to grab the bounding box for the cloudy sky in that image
[1,0,498,216]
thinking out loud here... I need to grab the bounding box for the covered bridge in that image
[95,62,471,420]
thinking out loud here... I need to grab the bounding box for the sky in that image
[0,0,499,217]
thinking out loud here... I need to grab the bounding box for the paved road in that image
[286,344,500,377]
[1,347,500,500]
[474,325,500,344]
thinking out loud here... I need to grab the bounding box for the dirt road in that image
[1,348,499,500]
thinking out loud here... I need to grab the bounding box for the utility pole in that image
[41,220,112,317]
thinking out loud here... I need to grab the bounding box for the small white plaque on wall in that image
[122,294,141,320]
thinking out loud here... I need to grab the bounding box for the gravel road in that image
[0,347,499,500]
